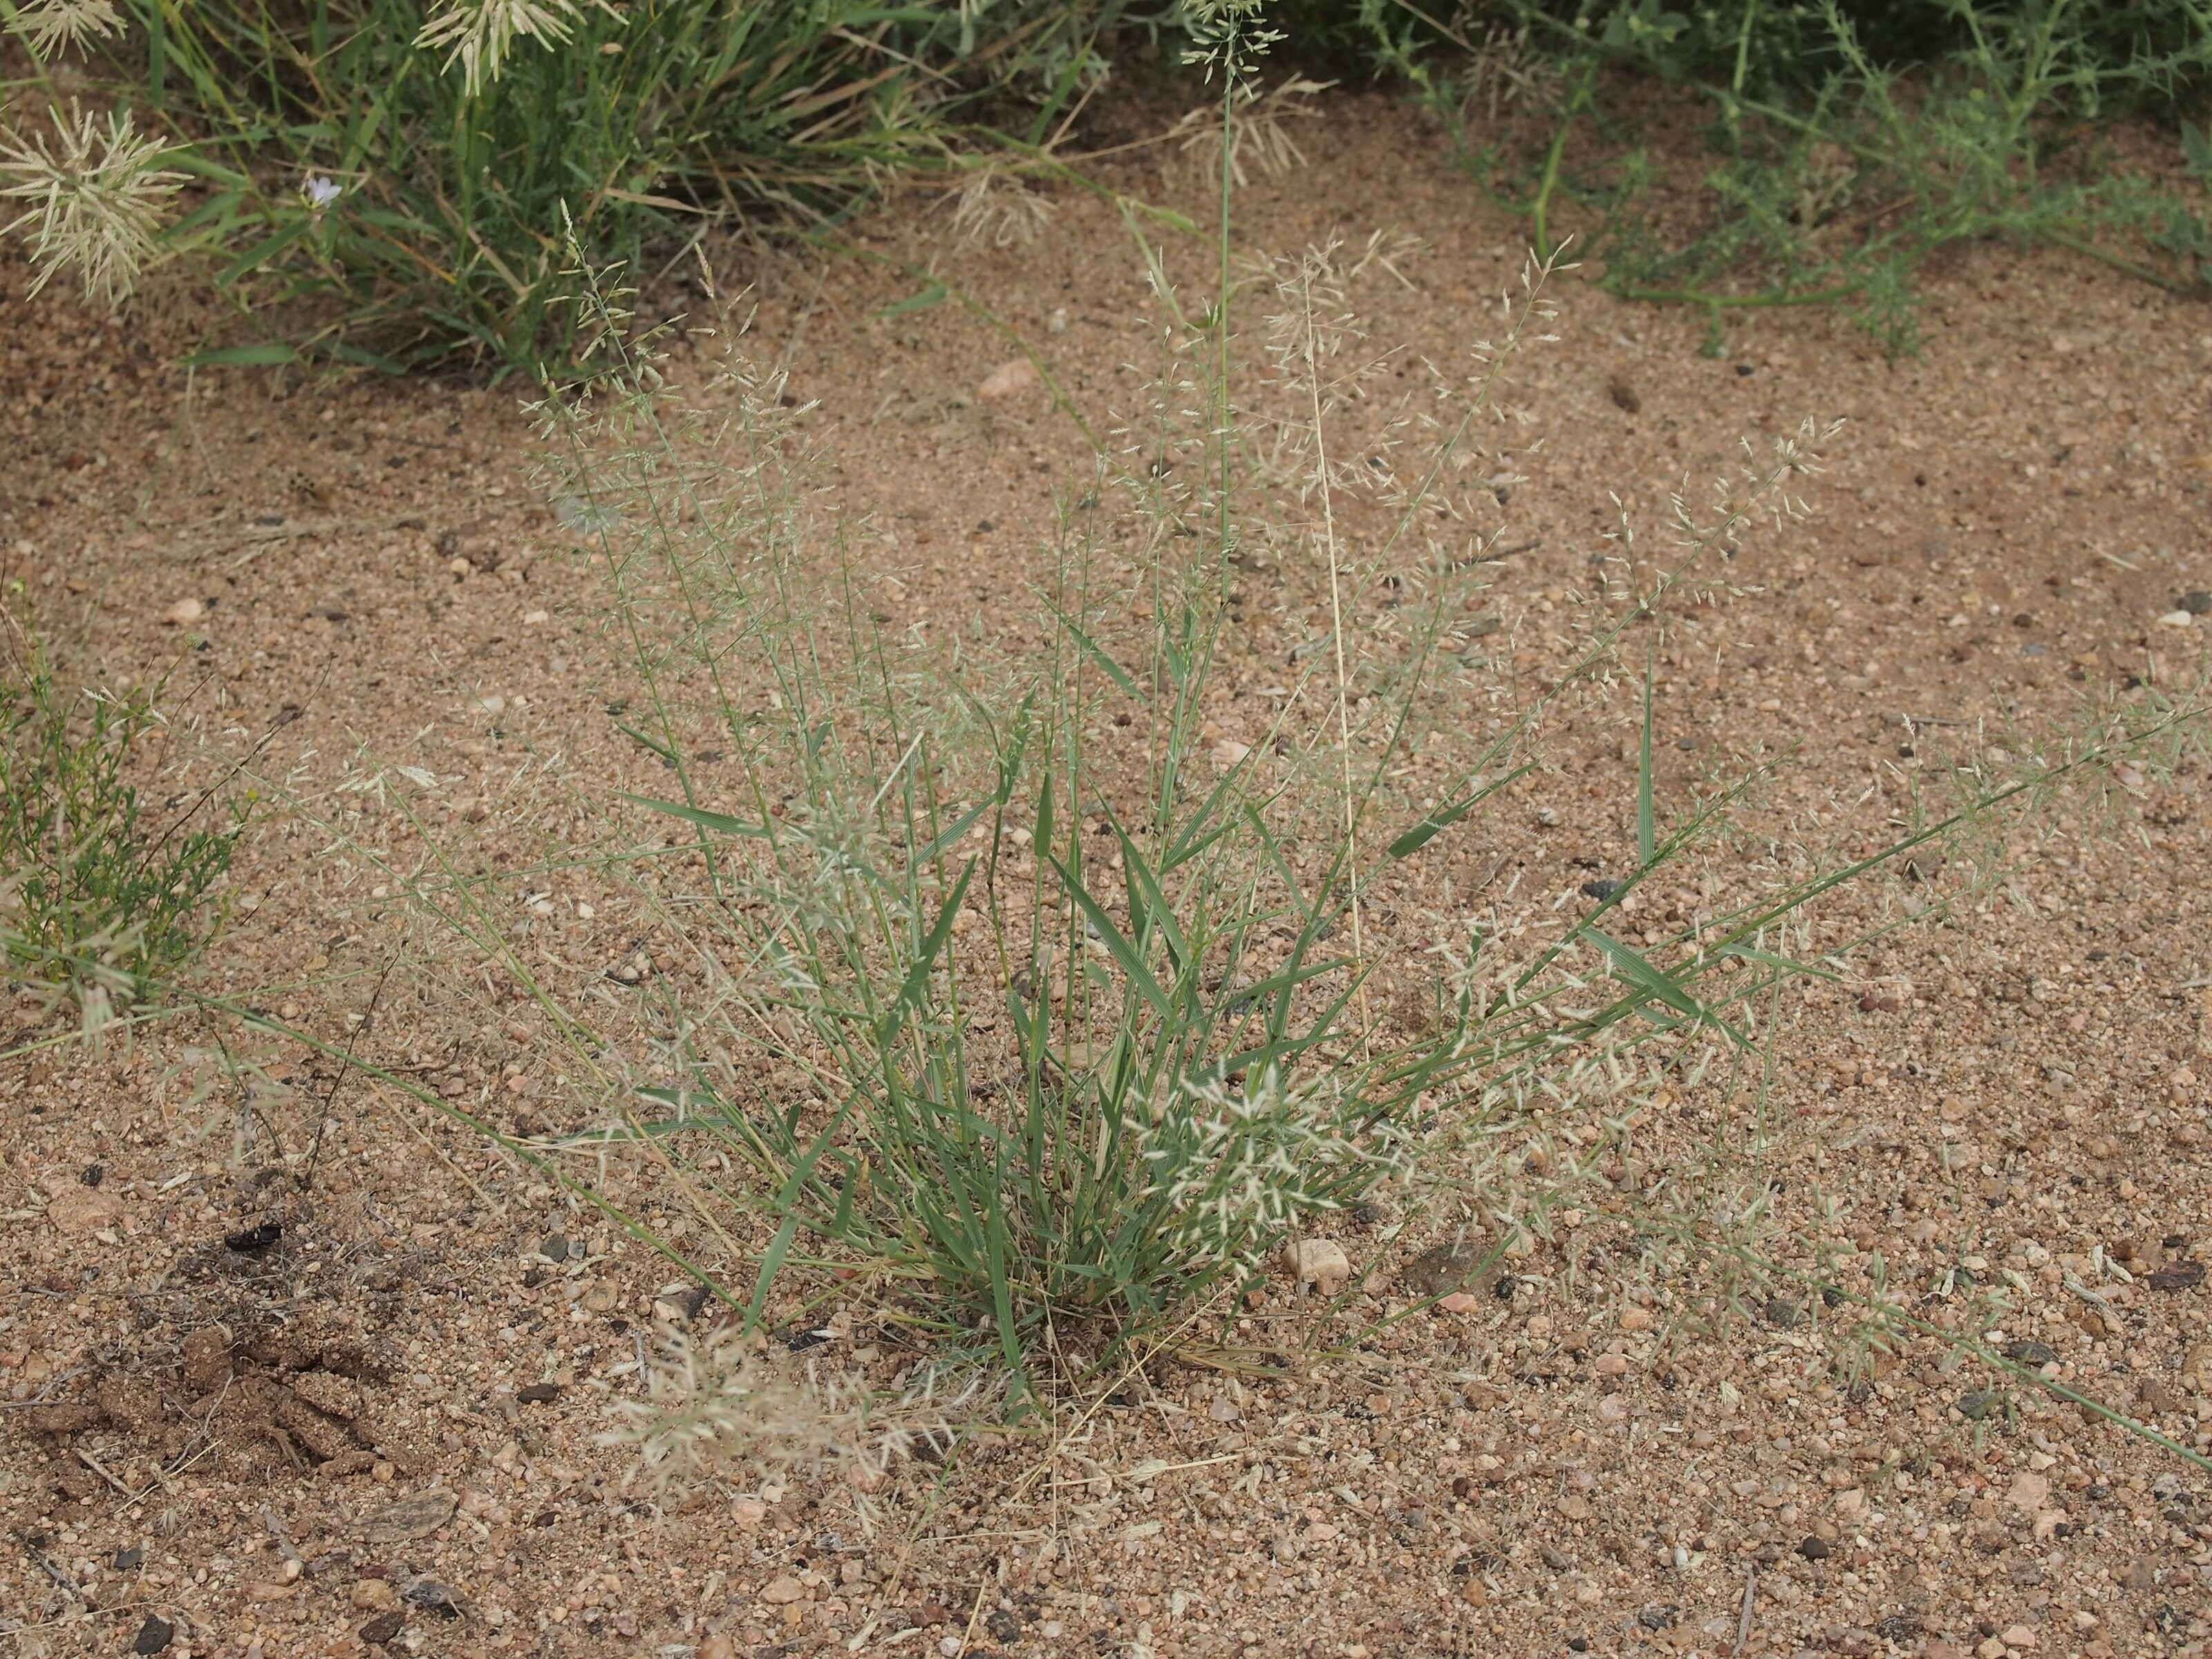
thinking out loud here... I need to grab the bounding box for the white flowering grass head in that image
[414,0,617,97]
[1144,1064,1408,1278]
[0,103,183,310]
[6,0,123,57]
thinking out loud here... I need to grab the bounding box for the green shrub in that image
[0,603,245,1027]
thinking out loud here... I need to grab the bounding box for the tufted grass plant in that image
[0,599,245,1033]
[1386,0,2212,353]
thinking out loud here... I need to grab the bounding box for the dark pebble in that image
[540,1234,570,1262]
[2182,591,2212,616]
[223,1221,283,1255]
[133,1615,174,1654]
[2146,1261,2205,1292]
[2003,1340,2058,1367]
[517,1382,561,1404]
[1580,878,1622,901]
[113,1546,143,1571]
[1957,1390,2002,1421]
[987,1609,1024,1642]
[82,1164,104,1188]
[1763,1297,1803,1329]
[1797,1535,1833,1560]
[359,1610,404,1645]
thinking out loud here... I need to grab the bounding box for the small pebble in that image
[162,598,203,626]
[2180,590,2212,615]
[2155,609,2196,628]
[1282,1238,1351,1295]
[762,1574,805,1605]
[977,359,1039,400]
[1957,1389,2002,1421]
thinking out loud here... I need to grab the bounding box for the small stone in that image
[2155,610,2197,628]
[516,1381,561,1404]
[539,1234,570,1261]
[44,1183,124,1234]
[1594,1352,1629,1376]
[523,609,550,625]
[361,1488,458,1544]
[2007,1472,2052,1511]
[1400,1241,1489,1298]
[1957,1390,2003,1421]
[1282,1238,1351,1295]
[581,1277,617,1313]
[1797,1536,1831,1561]
[162,598,203,626]
[359,1611,404,1645]
[133,1615,175,1654]
[1436,1291,1482,1314]
[1210,738,1253,768]
[2002,1340,2057,1367]
[762,1574,805,1605]
[353,1580,401,1611]
[2145,1259,2204,1292]
[2000,1624,2036,1649]
[976,359,1040,401]
[1580,877,1622,900]
[1208,1396,1242,1423]
[2182,590,2212,616]
[730,1496,767,1530]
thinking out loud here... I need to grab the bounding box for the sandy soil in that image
[4,88,2212,1659]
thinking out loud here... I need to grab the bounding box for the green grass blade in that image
[1387,761,1535,859]
[1048,852,1171,1018]
[626,795,769,838]
[1638,647,1657,869]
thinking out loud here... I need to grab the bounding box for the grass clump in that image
[0,600,245,1029]
[1392,0,2212,351]
[0,0,1130,369]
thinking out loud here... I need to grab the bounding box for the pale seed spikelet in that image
[0,103,182,310]
[414,0,614,97]
[6,0,124,57]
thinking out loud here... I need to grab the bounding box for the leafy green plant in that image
[0,601,244,1026]
[1397,0,2212,351]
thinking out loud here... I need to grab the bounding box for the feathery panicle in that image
[0,104,182,310]
[944,167,1057,249]
[604,1322,977,1523]
[6,0,124,57]
[414,0,609,97]
[1170,77,1329,190]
